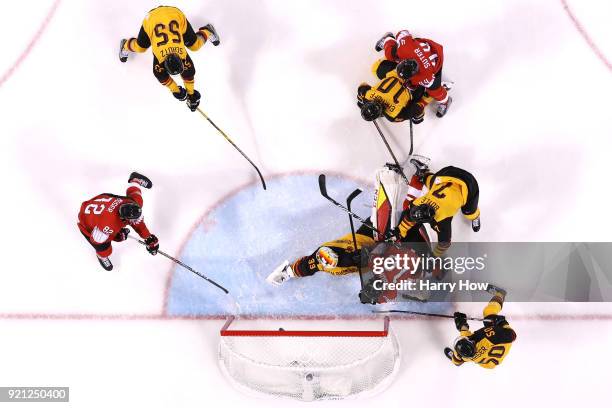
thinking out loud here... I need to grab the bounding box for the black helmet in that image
[164,53,184,75]
[360,100,383,121]
[408,203,436,223]
[454,337,476,358]
[396,59,419,79]
[118,201,142,220]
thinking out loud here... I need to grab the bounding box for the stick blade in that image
[318,174,328,198]
[346,188,362,207]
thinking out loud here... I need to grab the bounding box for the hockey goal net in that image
[218,316,400,401]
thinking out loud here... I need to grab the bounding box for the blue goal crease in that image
[166,173,450,317]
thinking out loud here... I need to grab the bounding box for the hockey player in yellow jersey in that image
[118,6,220,111]
[397,162,481,258]
[357,59,432,123]
[445,285,517,369]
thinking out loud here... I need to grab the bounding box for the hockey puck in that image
[279,328,285,331]
[305,373,314,381]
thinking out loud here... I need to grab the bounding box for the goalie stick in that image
[129,236,229,294]
[318,174,379,236]
[346,188,366,290]
[196,108,267,190]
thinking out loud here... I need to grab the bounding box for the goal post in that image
[218,316,401,401]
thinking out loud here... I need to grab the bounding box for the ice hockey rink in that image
[1,0,611,406]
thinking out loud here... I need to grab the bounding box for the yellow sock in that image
[183,79,195,95]
[162,77,180,93]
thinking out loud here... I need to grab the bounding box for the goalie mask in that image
[164,53,184,75]
[118,201,142,220]
[454,336,476,359]
[396,59,419,80]
[408,203,436,223]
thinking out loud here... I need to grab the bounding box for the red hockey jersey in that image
[384,31,444,89]
[77,186,151,253]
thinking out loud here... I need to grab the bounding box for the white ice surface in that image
[1,0,611,406]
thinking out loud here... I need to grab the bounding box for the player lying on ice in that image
[118,6,220,112]
[77,172,159,271]
[375,29,452,118]
[445,285,517,368]
[266,159,482,302]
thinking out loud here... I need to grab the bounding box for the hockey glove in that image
[114,228,130,242]
[144,234,159,255]
[454,312,469,331]
[407,102,425,124]
[359,277,383,305]
[357,83,371,107]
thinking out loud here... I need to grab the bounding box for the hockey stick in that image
[346,188,366,290]
[372,120,410,183]
[409,120,414,156]
[196,108,267,190]
[129,236,229,294]
[372,309,484,321]
[318,174,379,235]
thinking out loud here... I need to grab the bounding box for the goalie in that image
[266,158,433,297]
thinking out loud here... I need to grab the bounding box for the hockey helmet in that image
[396,59,419,80]
[118,201,142,220]
[361,100,383,121]
[164,53,184,75]
[408,203,436,223]
[454,336,476,359]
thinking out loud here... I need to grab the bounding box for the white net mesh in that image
[218,318,400,401]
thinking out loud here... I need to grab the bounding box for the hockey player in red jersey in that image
[77,172,159,271]
[375,30,452,118]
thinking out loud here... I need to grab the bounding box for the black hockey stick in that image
[318,174,379,235]
[346,188,366,290]
[372,309,484,321]
[409,119,414,156]
[372,120,409,183]
[196,108,267,190]
[129,236,229,294]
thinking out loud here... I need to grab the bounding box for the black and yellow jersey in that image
[450,317,516,369]
[364,69,412,121]
[130,6,204,62]
[398,166,480,245]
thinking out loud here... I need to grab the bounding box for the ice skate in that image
[266,260,296,286]
[436,96,453,118]
[97,255,113,271]
[486,283,507,299]
[202,24,221,46]
[128,172,153,189]
[118,39,129,63]
[471,216,481,232]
